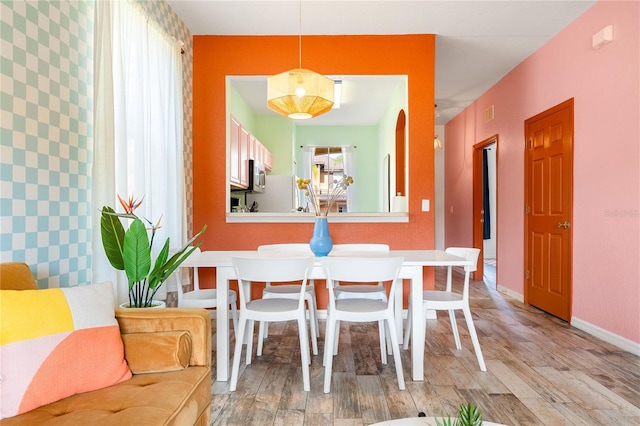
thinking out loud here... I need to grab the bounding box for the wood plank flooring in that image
[208,267,640,425]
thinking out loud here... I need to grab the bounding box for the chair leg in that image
[386,316,406,390]
[297,316,311,391]
[385,321,392,354]
[379,320,387,364]
[257,320,266,356]
[462,305,486,371]
[230,314,247,391]
[449,309,462,350]
[256,321,267,344]
[333,320,340,356]
[246,320,255,365]
[306,294,319,356]
[403,303,412,350]
[323,315,336,393]
[311,293,320,339]
[230,303,239,337]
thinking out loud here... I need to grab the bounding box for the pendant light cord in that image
[298,0,302,68]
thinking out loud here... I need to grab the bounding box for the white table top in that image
[181,249,472,268]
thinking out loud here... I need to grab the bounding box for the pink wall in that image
[445,0,639,344]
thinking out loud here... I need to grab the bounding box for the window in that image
[303,146,354,213]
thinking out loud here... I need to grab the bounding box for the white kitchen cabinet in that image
[229,116,242,186]
[230,115,272,186]
[230,115,250,188]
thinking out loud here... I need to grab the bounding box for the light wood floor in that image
[208,267,640,425]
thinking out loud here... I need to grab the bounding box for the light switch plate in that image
[421,199,430,212]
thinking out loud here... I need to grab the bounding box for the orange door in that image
[524,99,574,321]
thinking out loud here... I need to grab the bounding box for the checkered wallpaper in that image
[0,0,193,289]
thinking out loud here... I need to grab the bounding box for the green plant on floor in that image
[435,402,483,426]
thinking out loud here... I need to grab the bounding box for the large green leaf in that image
[122,218,151,284]
[147,224,207,290]
[100,206,125,270]
[148,238,171,291]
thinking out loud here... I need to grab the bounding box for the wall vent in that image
[484,105,494,122]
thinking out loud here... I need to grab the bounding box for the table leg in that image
[405,265,424,381]
[216,266,234,382]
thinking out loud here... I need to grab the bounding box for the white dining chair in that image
[330,244,391,357]
[321,256,405,393]
[230,255,315,392]
[256,243,318,356]
[175,248,239,336]
[331,244,390,299]
[403,247,486,371]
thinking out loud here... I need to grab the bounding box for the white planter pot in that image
[118,301,166,309]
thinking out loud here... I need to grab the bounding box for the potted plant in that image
[434,402,483,426]
[100,195,207,308]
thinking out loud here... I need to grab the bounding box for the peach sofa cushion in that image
[0,366,211,426]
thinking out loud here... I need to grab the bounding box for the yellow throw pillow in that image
[0,282,132,419]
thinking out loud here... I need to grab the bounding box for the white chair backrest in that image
[320,256,403,309]
[170,246,203,299]
[257,243,312,253]
[332,244,389,252]
[445,247,480,272]
[231,256,315,308]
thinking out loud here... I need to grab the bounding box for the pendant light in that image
[267,0,334,120]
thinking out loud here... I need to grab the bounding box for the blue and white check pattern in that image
[0,0,192,289]
[1,0,94,288]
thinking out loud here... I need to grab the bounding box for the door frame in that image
[472,135,499,283]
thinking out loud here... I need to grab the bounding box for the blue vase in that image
[309,217,333,256]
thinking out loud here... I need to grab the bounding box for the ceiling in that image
[167,0,596,126]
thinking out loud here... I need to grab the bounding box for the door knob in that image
[557,221,570,229]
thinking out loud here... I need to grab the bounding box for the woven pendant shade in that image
[267,68,334,119]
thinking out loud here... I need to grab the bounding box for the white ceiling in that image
[167,0,596,125]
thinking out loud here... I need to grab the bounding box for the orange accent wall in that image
[193,35,436,307]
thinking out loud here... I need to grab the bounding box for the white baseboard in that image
[571,317,640,356]
[497,284,524,302]
[494,286,639,355]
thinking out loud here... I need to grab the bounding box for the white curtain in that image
[342,147,355,212]
[93,0,186,303]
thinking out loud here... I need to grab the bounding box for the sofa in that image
[0,262,212,425]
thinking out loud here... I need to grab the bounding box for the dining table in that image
[179,249,473,382]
